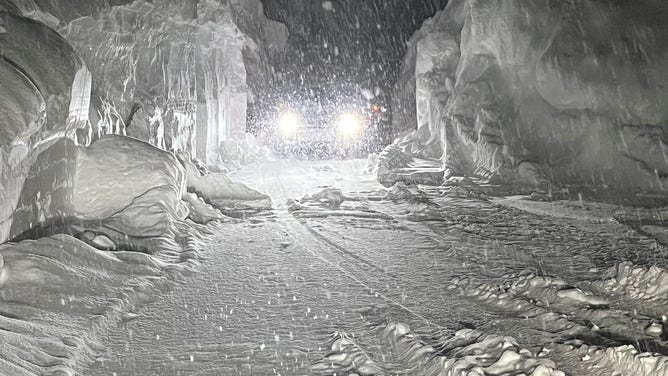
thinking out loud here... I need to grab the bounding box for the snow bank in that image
[557,343,668,376]
[0,136,216,374]
[0,11,90,243]
[9,136,192,256]
[387,0,668,194]
[380,324,564,376]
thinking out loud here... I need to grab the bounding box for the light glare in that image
[278,111,301,137]
[336,113,363,138]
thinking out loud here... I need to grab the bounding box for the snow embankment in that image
[386,0,668,195]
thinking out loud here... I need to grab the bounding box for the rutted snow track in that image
[84,160,668,375]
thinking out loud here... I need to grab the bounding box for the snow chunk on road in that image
[314,324,565,375]
[301,188,346,209]
[592,262,668,304]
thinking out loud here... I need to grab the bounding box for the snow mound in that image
[376,143,412,186]
[380,324,564,376]
[385,182,430,202]
[405,205,445,222]
[288,187,394,221]
[300,188,346,209]
[376,141,445,188]
[179,154,271,217]
[7,136,206,261]
[364,153,379,174]
[450,267,668,374]
[182,192,229,225]
[592,262,668,305]
[313,324,565,376]
[557,343,668,376]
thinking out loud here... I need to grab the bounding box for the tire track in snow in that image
[277,211,450,331]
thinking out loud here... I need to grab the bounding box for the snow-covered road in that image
[86,159,668,375]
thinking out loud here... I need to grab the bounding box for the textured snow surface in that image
[0,134,270,373]
[314,324,565,376]
[69,160,668,375]
[0,232,203,375]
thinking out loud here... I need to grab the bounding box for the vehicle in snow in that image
[251,86,389,158]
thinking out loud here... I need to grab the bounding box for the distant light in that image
[372,104,381,113]
[336,113,363,138]
[278,111,301,138]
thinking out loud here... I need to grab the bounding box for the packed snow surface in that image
[66,159,668,375]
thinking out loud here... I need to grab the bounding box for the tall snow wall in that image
[5,0,286,168]
[387,0,668,194]
[0,0,286,242]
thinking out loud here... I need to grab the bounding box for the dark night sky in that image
[262,0,448,97]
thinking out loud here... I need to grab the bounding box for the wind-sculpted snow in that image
[588,262,668,320]
[0,233,203,375]
[450,267,668,375]
[7,134,259,257]
[59,0,284,167]
[2,0,286,169]
[314,324,565,375]
[385,0,668,196]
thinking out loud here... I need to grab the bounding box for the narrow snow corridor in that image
[85,160,668,375]
[3,1,668,375]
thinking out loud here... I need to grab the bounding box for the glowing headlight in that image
[336,113,363,138]
[278,111,301,137]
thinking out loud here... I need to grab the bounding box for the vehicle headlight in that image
[278,110,301,138]
[336,113,363,139]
